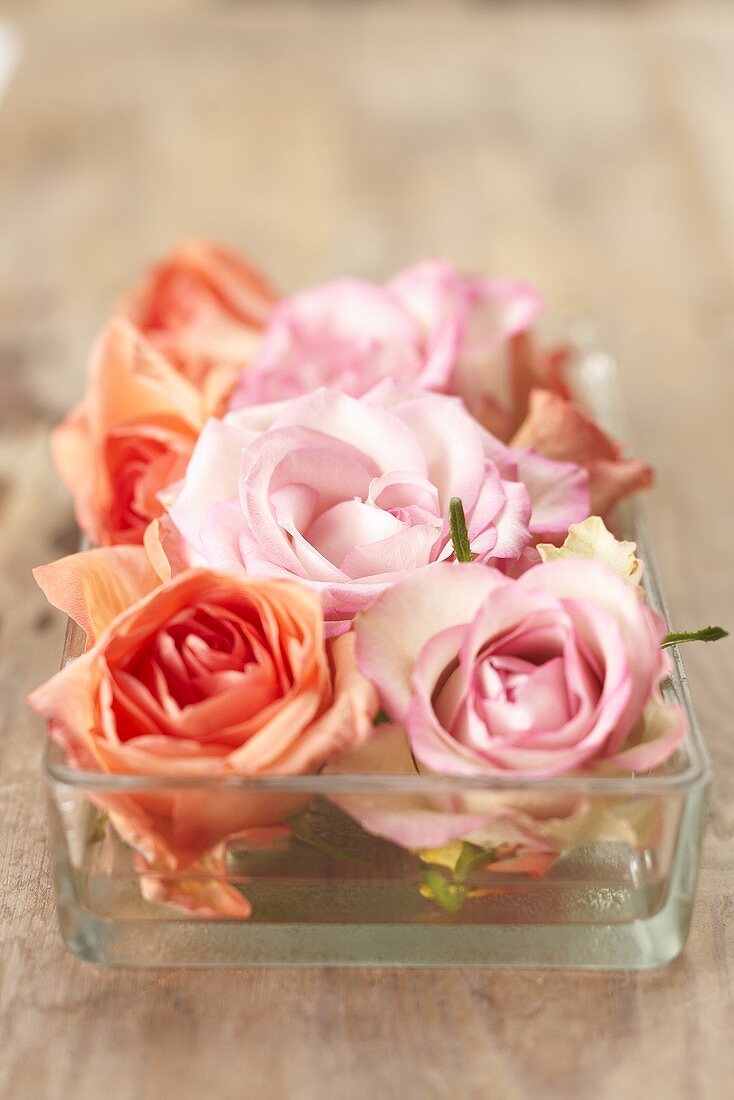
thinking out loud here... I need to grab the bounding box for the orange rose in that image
[30,548,377,871]
[121,238,278,416]
[52,319,202,545]
[52,240,277,546]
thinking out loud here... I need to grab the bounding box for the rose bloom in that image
[357,558,684,778]
[29,547,377,869]
[229,260,542,414]
[228,259,650,515]
[165,384,590,635]
[511,389,653,517]
[53,241,277,547]
[122,238,278,415]
[52,319,203,546]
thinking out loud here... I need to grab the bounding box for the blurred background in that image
[1,3,733,1095]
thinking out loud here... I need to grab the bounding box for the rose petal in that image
[34,546,161,643]
[356,562,508,723]
[511,389,653,516]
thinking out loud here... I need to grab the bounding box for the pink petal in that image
[269,388,429,476]
[341,522,441,579]
[306,499,402,567]
[169,418,252,557]
[355,562,508,723]
[513,449,591,536]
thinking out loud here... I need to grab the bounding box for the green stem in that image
[449,497,472,563]
[661,626,728,648]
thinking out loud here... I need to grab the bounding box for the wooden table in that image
[1,2,732,1097]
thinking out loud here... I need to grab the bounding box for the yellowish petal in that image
[537,515,643,584]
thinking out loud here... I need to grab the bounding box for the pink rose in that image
[166,384,590,634]
[228,261,541,409]
[227,260,652,517]
[356,559,685,778]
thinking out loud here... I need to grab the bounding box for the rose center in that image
[299,470,443,577]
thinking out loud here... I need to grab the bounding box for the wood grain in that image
[1,2,733,1098]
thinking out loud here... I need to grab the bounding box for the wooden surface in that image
[1,2,733,1097]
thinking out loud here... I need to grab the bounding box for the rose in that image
[52,319,204,545]
[228,260,541,412]
[387,261,563,440]
[122,238,278,416]
[225,259,650,516]
[511,390,653,517]
[323,554,683,864]
[356,558,684,778]
[166,384,590,635]
[29,547,377,868]
[52,241,278,546]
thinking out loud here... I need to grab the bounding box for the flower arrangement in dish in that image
[31,241,725,968]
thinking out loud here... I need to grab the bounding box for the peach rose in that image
[53,240,278,547]
[122,239,278,416]
[52,319,203,545]
[511,389,653,517]
[30,548,377,870]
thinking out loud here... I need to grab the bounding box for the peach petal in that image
[511,389,653,516]
[34,546,160,643]
[136,843,252,919]
[30,570,378,868]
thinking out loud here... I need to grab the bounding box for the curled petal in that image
[605,697,686,772]
[511,389,653,515]
[537,516,644,585]
[33,546,160,643]
[513,449,591,536]
[136,843,252,919]
[356,563,508,723]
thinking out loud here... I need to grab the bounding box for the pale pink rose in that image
[356,559,685,779]
[166,384,590,635]
[228,260,541,409]
[325,722,593,861]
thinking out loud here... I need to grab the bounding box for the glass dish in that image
[43,336,711,968]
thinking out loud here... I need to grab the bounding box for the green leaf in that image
[373,708,391,726]
[449,497,472,563]
[661,626,728,648]
[454,841,493,882]
[420,868,468,914]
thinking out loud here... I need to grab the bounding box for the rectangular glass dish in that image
[44,337,712,968]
